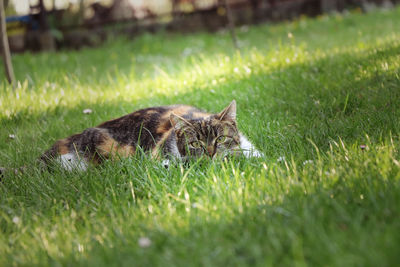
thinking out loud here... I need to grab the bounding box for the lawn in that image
[1,7,400,266]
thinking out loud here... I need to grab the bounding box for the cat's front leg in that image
[160,134,182,168]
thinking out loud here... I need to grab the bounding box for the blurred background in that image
[5,0,399,53]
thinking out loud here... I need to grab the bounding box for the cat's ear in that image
[217,100,236,122]
[170,113,192,130]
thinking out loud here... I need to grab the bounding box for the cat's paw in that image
[162,159,170,169]
[251,150,263,157]
[243,149,263,158]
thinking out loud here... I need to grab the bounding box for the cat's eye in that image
[190,141,202,148]
[216,136,227,143]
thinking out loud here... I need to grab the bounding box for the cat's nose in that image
[207,146,215,157]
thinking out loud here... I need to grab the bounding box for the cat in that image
[1,100,261,175]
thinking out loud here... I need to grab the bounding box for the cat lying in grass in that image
[1,100,261,175]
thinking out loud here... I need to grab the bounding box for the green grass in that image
[1,7,400,266]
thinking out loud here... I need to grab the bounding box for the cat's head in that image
[170,100,240,159]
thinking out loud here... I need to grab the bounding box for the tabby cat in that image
[3,100,261,174]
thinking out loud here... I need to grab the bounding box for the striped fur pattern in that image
[38,100,261,171]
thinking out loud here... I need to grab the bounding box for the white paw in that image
[243,149,263,158]
[162,159,170,168]
[58,153,88,171]
[239,134,262,158]
[251,150,263,158]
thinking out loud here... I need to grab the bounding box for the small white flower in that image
[12,216,20,224]
[83,109,92,114]
[138,237,151,248]
[8,134,16,139]
[303,160,313,165]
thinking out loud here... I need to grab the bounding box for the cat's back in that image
[98,104,209,129]
[96,104,211,146]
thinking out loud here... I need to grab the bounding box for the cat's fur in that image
[2,100,261,174]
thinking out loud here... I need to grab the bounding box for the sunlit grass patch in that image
[0,7,400,267]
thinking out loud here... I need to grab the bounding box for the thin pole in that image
[223,0,238,50]
[0,0,15,86]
